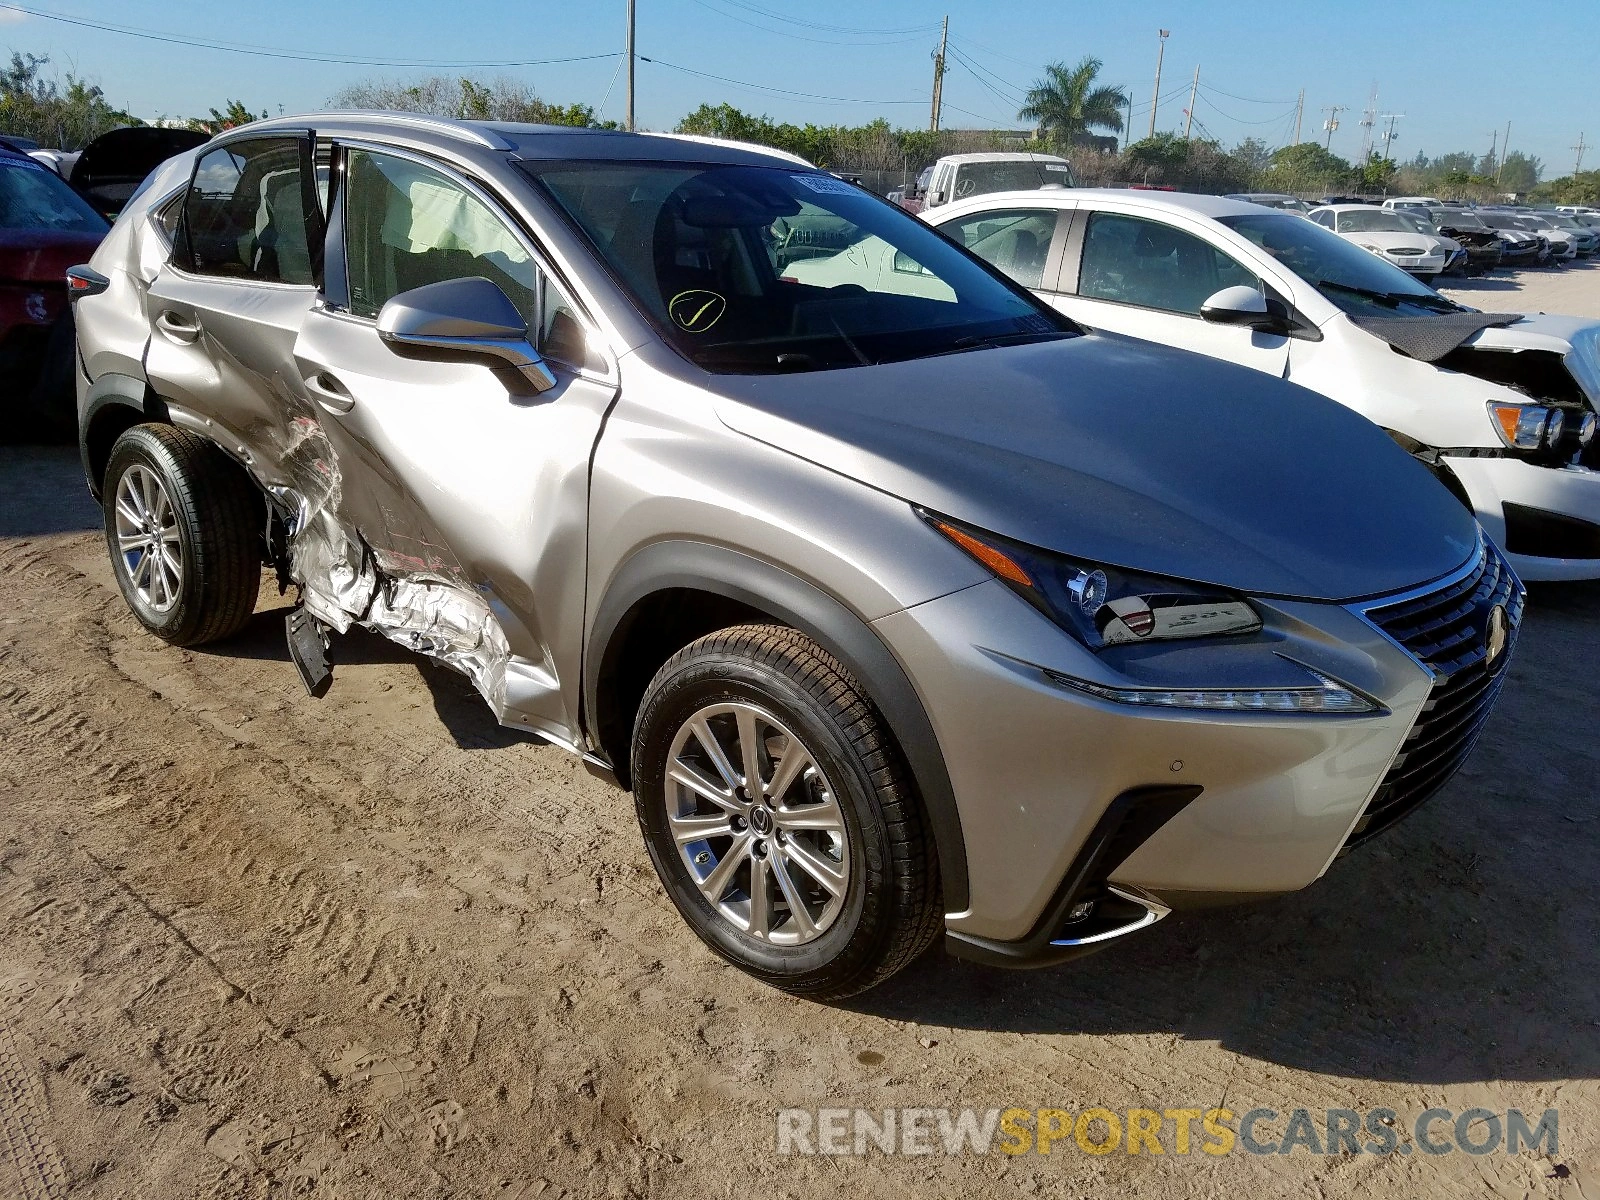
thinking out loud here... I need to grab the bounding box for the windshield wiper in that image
[1318,280,1463,313]
[924,330,1074,359]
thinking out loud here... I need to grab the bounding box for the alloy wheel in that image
[113,464,183,612]
[663,701,850,946]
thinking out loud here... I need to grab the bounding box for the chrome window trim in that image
[1346,532,1489,680]
[329,136,618,386]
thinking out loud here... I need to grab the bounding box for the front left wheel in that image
[631,625,942,1000]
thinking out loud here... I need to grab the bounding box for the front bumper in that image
[875,577,1438,947]
[1385,250,1448,275]
[1447,455,1600,580]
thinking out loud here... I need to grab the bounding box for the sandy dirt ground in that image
[2,266,1598,1199]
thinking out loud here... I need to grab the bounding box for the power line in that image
[1195,91,1298,127]
[0,2,617,68]
[638,56,923,105]
[683,0,932,46]
[1196,81,1296,106]
[708,0,941,37]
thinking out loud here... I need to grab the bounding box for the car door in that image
[144,134,324,484]
[936,204,1071,293]
[291,142,617,740]
[1045,206,1290,378]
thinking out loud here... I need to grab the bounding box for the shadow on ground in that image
[0,446,101,537]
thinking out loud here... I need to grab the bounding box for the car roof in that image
[934,187,1274,219]
[935,151,1070,165]
[1311,203,1397,214]
[219,111,819,169]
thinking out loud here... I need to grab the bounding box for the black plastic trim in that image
[79,372,158,500]
[944,784,1201,969]
[1503,501,1600,560]
[585,540,970,912]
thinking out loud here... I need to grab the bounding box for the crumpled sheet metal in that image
[267,411,512,715]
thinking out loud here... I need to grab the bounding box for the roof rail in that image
[227,111,514,151]
[647,132,815,169]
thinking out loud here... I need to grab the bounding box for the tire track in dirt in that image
[4,508,1594,1196]
[0,1012,68,1200]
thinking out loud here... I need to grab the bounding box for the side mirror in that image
[927,189,946,207]
[377,276,556,393]
[1200,285,1281,331]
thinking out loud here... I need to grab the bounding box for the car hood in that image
[711,333,1478,602]
[69,126,208,217]
[1466,314,1600,409]
[0,228,107,284]
[1339,230,1439,253]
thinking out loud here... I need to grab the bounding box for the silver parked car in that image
[69,114,1520,998]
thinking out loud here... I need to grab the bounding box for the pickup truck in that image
[893,151,1075,214]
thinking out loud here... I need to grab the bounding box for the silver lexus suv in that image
[69,114,1521,998]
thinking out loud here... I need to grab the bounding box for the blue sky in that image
[2,0,1594,175]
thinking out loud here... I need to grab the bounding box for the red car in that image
[1,145,109,437]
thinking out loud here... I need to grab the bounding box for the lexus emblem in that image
[1485,604,1509,674]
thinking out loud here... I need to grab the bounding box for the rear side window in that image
[182,137,316,284]
[941,207,1058,289]
[1076,211,1258,315]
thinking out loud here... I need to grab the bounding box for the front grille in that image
[1388,246,1426,256]
[1350,541,1523,842]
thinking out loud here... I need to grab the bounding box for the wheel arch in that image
[586,540,970,912]
[81,372,167,500]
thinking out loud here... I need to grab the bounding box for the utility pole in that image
[1123,93,1132,150]
[1485,127,1497,170]
[1147,29,1169,139]
[1321,104,1345,151]
[1357,83,1378,159]
[1497,120,1511,184]
[1292,89,1304,145]
[624,0,636,132]
[1576,132,1588,175]
[1377,113,1403,158]
[1183,65,1199,140]
[929,15,948,133]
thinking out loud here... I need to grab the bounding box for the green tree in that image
[1360,153,1397,192]
[330,76,612,128]
[0,52,138,149]
[1017,56,1128,145]
[1259,142,1352,193]
[189,100,267,133]
[1497,151,1541,193]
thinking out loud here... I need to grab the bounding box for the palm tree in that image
[1018,56,1128,146]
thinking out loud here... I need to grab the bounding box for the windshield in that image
[524,161,1069,373]
[0,156,107,232]
[1395,211,1435,234]
[1438,210,1486,230]
[1478,212,1527,230]
[1218,212,1459,317]
[951,159,1075,201]
[1337,209,1413,234]
[1546,214,1582,229]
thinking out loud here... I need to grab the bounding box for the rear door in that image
[1045,205,1290,377]
[143,134,323,485]
[291,143,617,737]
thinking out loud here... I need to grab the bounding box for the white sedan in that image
[1308,204,1450,276]
[913,189,1600,580]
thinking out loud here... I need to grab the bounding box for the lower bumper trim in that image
[943,784,1200,969]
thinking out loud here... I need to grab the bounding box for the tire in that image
[102,423,262,646]
[631,624,942,1000]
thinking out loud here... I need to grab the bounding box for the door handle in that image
[155,309,201,344]
[303,371,355,414]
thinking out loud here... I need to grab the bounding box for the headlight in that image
[1487,400,1566,451]
[925,514,1261,651]
[1579,411,1598,447]
[1043,666,1376,713]
[1359,243,1386,254]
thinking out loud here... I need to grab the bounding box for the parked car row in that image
[68,116,1554,998]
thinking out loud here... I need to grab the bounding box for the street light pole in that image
[624,0,636,132]
[1147,29,1168,140]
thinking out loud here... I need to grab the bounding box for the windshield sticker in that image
[792,174,857,196]
[668,289,727,334]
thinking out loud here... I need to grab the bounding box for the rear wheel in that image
[102,424,262,645]
[631,624,942,1000]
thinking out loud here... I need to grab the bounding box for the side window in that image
[343,147,537,326]
[342,148,598,371]
[1076,211,1258,316]
[941,208,1058,289]
[183,137,316,284]
[1311,210,1334,229]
